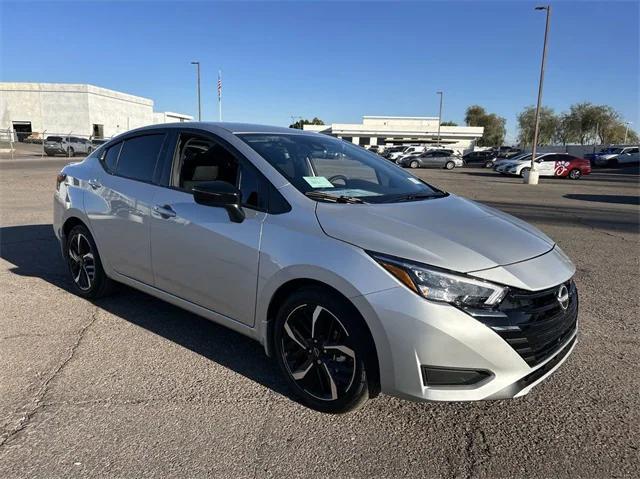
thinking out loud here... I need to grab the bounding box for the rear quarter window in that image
[103,142,122,173]
[115,134,165,183]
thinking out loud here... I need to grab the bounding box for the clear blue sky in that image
[1,1,638,140]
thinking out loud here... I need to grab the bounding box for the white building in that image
[304,115,484,153]
[0,82,192,139]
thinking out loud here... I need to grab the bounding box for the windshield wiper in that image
[380,191,447,203]
[304,191,365,204]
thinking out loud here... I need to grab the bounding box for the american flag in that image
[217,71,222,99]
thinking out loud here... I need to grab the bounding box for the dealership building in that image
[0,82,192,140]
[304,116,484,153]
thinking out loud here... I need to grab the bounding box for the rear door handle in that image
[88,179,101,189]
[153,204,176,219]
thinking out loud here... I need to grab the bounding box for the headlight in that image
[369,253,508,308]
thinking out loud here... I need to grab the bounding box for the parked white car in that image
[45,136,93,157]
[387,145,427,160]
[493,153,532,171]
[594,146,639,166]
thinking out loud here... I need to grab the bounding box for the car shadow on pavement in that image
[0,224,291,400]
[564,194,640,206]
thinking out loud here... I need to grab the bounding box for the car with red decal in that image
[498,153,591,180]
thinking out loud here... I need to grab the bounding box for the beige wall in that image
[0,83,189,137]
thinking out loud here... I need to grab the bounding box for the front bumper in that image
[354,281,577,402]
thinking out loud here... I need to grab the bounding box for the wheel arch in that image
[264,278,381,398]
[62,216,87,239]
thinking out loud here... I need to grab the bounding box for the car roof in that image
[126,121,311,136]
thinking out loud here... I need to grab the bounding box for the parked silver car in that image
[53,123,578,413]
[397,149,462,169]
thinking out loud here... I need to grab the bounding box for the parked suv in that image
[45,136,93,157]
[54,123,578,413]
[463,150,498,168]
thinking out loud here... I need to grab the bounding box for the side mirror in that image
[193,181,245,223]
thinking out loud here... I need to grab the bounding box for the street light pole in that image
[436,91,443,147]
[191,61,201,121]
[623,121,632,144]
[526,5,551,185]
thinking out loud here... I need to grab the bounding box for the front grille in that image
[474,280,578,367]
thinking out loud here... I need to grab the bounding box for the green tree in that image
[464,105,506,147]
[289,117,325,129]
[440,121,458,126]
[517,106,558,146]
[601,122,639,144]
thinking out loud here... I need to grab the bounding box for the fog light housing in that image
[421,366,492,387]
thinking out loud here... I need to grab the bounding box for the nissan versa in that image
[53,123,578,413]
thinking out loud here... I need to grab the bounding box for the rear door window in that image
[115,134,166,183]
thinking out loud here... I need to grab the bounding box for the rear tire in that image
[410,160,419,169]
[520,167,530,178]
[274,287,371,414]
[68,147,75,157]
[65,224,115,299]
[46,152,54,157]
[568,169,582,180]
[485,161,493,168]
[445,161,455,170]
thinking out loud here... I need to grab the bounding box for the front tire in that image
[445,161,455,170]
[65,224,114,298]
[485,161,493,168]
[410,160,419,169]
[520,167,530,178]
[274,287,370,413]
[67,147,75,157]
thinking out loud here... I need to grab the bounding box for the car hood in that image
[315,194,555,273]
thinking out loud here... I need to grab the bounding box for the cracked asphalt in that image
[1,157,638,478]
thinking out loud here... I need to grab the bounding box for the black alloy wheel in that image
[65,224,114,298]
[274,288,370,413]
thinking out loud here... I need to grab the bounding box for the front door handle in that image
[88,179,101,189]
[153,204,176,219]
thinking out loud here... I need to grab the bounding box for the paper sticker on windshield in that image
[303,176,334,188]
[407,177,421,184]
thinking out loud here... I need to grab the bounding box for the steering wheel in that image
[328,174,348,186]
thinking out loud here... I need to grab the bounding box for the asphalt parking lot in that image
[1,157,638,478]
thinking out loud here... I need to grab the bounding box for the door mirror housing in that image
[192,181,245,223]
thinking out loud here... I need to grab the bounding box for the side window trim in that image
[100,132,168,185]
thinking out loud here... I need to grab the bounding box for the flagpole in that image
[218,70,223,122]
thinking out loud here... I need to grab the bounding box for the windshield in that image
[506,153,533,162]
[239,133,445,203]
[600,147,622,154]
[46,136,63,142]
